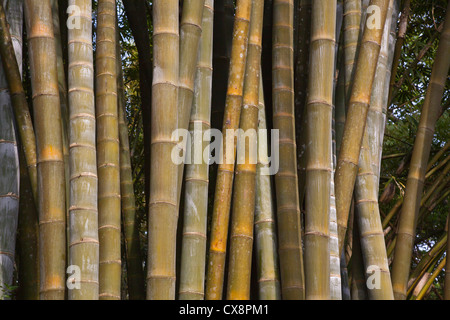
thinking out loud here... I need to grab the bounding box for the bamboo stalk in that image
[176,0,205,179]
[294,0,311,204]
[367,0,396,183]
[226,0,264,300]
[17,148,39,300]
[96,0,121,300]
[335,0,391,255]
[272,0,305,300]
[179,0,213,300]
[51,0,70,258]
[25,0,67,300]
[0,0,37,207]
[0,0,20,300]
[343,0,362,102]
[427,142,449,172]
[147,0,179,300]
[415,256,446,300]
[304,0,336,300]
[387,0,410,105]
[391,2,450,300]
[254,76,281,300]
[67,0,99,300]
[350,218,368,300]
[354,132,393,299]
[408,233,446,297]
[205,0,252,300]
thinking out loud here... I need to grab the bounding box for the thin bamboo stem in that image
[205,0,252,300]
[116,27,145,301]
[391,2,450,299]
[227,0,264,300]
[415,256,445,300]
[254,76,281,300]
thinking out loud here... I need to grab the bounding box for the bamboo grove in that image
[0,0,448,301]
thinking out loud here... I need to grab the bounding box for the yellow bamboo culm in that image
[24,0,66,300]
[226,0,264,300]
[205,0,253,300]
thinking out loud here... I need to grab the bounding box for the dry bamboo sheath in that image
[205,0,252,300]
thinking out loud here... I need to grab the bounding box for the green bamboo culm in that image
[176,0,206,205]
[335,0,390,256]
[255,76,281,300]
[96,0,121,300]
[116,27,145,301]
[25,0,67,300]
[67,0,99,300]
[226,0,264,300]
[272,0,305,300]
[147,0,179,300]
[0,0,21,300]
[205,0,252,300]
[391,1,450,300]
[178,0,213,300]
[304,0,336,300]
